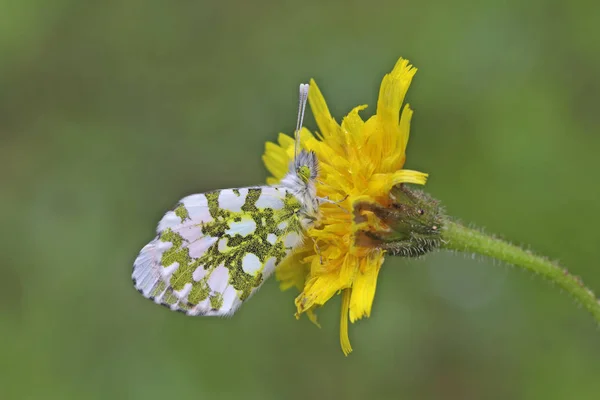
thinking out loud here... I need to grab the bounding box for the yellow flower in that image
[262,58,428,355]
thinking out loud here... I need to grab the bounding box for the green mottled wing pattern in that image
[132,187,305,316]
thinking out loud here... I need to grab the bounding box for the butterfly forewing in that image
[132,186,305,316]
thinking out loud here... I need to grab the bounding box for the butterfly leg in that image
[318,194,350,213]
[310,236,324,264]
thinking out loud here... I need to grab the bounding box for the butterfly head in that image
[295,150,318,184]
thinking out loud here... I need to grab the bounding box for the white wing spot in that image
[207,264,230,293]
[181,194,213,223]
[188,297,211,316]
[217,238,229,252]
[192,265,207,281]
[181,193,207,206]
[178,224,206,243]
[225,219,256,237]
[188,236,218,258]
[284,232,301,248]
[219,189,247,212]
[154,286,169,303]
[217,288,241,316]
[161,262,180,283]
[156,241,173,252]
[278,221,288,230]
[174,282,193,303]
[157,211,181,232]
[256,192,284,209]
[267,233,278,245]
[241,253,261,275]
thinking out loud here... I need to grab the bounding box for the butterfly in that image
[132,84,320,316]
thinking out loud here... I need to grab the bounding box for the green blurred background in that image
[2,1,599,399]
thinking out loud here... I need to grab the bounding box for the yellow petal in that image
[276,133,293,148]
[340,288,353,356]
[367,170,428,197]
[305,306,321,328]
[376,58,417,129]
[262,142,290,180]
[398,103,413,157]
[296,255,357,312]
[308,79,346,156]
[276,250,311,291]
[349,253,384,322]
[298,127,316,145]
[341,105,367,137]
[308,79,337,138]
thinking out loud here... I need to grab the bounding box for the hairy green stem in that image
[441,219,600,324]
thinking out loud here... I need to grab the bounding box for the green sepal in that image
[353,184,444,257]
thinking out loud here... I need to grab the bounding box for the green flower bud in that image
[353,184,444,257]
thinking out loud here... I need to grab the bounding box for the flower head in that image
[262,58,428,355]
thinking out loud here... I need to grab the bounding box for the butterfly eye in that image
[297,165,311,183]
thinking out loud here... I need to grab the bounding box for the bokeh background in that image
[2,1,600,399]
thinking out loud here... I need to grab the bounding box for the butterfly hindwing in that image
[132,186,305,316]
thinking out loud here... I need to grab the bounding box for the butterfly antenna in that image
[294,83,310,163]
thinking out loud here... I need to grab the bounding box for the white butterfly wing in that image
[132,187,304,316]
